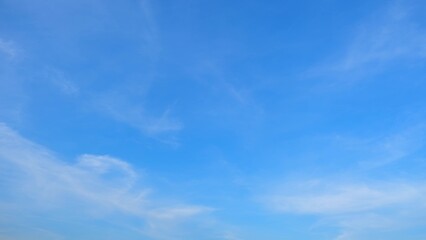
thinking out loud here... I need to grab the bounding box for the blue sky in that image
[1,0,426,239]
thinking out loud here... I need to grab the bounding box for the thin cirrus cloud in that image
[357,125,426,169]
[312,2,426,76]
[0,0,178,142]
[262,180,424,214]
[327,124,426,169]
[256,124,426,239]
[0,38,18,58]
[341,5,426,69]
[260,178,426,239]
[0,123,209,239]
[42,67,80,96]
[93,90,183,137]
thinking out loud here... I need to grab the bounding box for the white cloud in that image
[358,125,426,168]
[339,5,426,70]
[329,124,426,168]
[0,123,207,239]
[77,154,136,177]
[261,178,426,239]
[0,38,18,58]
[148,206,213,220]
[43,67,79,95]
[312,2,426,76]
[139,0,160,53]
[93,90,182,140]
[263,180,424,214]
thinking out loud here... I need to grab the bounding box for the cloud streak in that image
[0,38,18,58]
[311,1,426,78]
[260,178,426,239]
[338,3,426,70]
[262,180,424,214]
[93,90,182,139]
[0,123,208,239]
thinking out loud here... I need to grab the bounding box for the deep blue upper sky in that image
[1,0,426,239]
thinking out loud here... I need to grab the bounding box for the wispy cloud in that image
[312,2,426,76]
[93,90,182,141]
[0,38,18,58]
[329,124,426,169]
[257,124,426,238]
[0,38,26,125]
[0,123,207,239]
[262,180,424,214]
[260,178,426,239]
[139,0,159,47]
[42,67,79,96]
[358,125,426,168]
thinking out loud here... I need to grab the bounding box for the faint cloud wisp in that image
[0,123,207,239]
[260,178,426,239]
